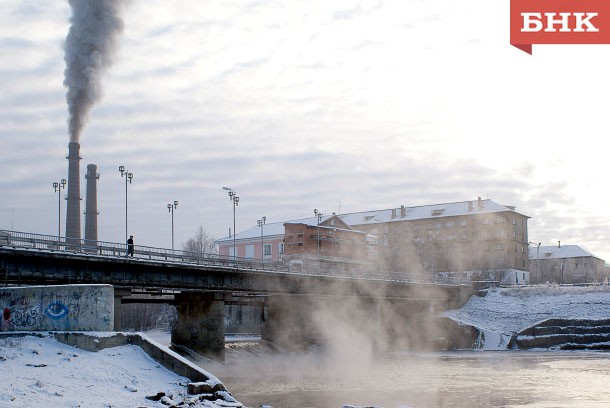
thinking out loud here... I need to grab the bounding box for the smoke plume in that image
[63,0,128,142]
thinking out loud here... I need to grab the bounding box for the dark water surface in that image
[204,344,610,408]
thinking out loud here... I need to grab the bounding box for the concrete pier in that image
[171,292,226,361]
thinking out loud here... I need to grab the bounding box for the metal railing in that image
[0,229,468,286]
[0,229,289,272]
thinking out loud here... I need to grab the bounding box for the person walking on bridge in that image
[127,235,134,257]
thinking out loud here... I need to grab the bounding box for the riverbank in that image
[0,332,243,407]
[442,284,610,350]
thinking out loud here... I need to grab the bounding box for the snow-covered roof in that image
[338,198,524,226]
[215,220,289,243]
[529,244,601,261]
[217,198,525,243]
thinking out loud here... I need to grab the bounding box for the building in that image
[216,220,285,263]
[341,197,530,277]
[283,214,378,272]
[529,243,607,284]
[217,197,530,278]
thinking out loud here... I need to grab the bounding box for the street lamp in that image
[223,187,239,264]
[314,209,323,268]
[118,166,133,243]
[52,178,67,244]
[257,216,266,264]
[167,200,178,251]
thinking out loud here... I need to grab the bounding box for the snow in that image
[443,284,610,350]
[0,333,242,408]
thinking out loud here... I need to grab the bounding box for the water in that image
[204,343,610,408]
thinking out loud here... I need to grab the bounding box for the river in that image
[203,342,610,408]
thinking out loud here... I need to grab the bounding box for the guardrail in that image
[0,229,468,286]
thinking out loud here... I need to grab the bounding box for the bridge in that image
[0,230,473,359]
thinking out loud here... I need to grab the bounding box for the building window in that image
[446,221,455,228]
[460,220,467,227]
[495,216,504,224]
[495,243,505,251]
[279,242,284,254]
[264,244,272,256]
[245,245,255,259]
[297,233,304,238]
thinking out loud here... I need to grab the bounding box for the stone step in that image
[515,333,610,349]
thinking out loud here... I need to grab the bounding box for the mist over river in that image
[204,343,610,408]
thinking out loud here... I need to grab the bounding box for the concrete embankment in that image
[508,318,610,350]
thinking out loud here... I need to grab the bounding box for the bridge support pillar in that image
[261,295,315,352]
[172,292,225,361]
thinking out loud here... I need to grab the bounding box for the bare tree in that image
[182,225,217,255]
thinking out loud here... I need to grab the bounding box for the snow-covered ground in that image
[0,333,242,408]
[443,284,610,350]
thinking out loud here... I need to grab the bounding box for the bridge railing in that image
[0,229,467,285]
[0,229,290,273]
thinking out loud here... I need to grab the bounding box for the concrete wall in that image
[0,284,113,332]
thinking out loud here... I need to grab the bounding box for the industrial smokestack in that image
[84,164,99,244]
[65,142,82,242]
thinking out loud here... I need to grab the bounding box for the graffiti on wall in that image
[0,285,113,332]
[1,296,71,330]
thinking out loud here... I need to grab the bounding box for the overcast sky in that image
[1,1,609,262]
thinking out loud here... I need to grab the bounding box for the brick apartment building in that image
[283,215,377,272]
[217,197,531,278]
[341,197,531,276]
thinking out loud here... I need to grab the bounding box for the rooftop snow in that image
[217,198,524,242]
[529,244,599,260]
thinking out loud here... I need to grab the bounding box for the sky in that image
[1,1,610,262]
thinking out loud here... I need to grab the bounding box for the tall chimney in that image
[65,142,82,242]
[84,164,99,243]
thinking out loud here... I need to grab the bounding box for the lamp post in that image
[223,187,239,264]
[52,178,67,244]
[167,200,178,251]
[314,209,323,269]
[118,166,133,243]
[257,216,266,264]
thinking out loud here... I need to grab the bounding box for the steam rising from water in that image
[63,0,128,142]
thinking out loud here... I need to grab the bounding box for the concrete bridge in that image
[0,230,473,360]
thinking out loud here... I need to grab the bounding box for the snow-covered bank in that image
[0,333,243,407]
[443,285,610,350]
